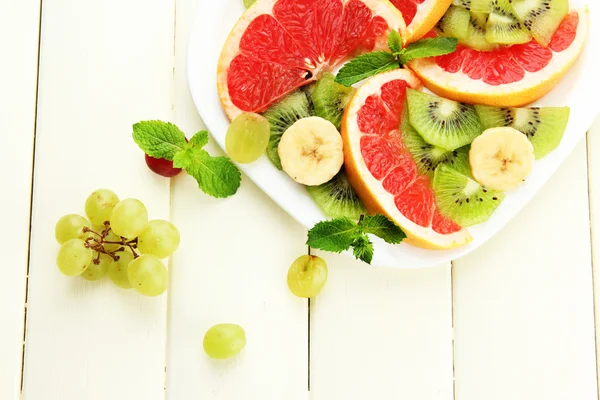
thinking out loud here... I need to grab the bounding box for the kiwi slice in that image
[406,89,484,151]
[262,90,312,169]
[401,108,471,179]
[511,0,568,47]
[437,5,471,40]
[433,164,505,227]
[460,12,498,51]
[485,0,532,44]
[452,0,492,13]
[306,169,366,221]
[309,72,355,130]
[475,105,570,159]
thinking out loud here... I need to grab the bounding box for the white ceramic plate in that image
[188,0,600,268]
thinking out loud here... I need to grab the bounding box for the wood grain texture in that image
[453,141,597,400]
[587,115,600,384]
[0,0,40,398]
[310,257,454,399]
[21,0,175,398]
[164,0,309,398]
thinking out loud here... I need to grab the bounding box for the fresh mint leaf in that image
[307,214,405,264]
[335,52,398,87]
[173,147,241,198]
[398,37,458,64]
[360,215,406,244]
[132,121,188,160]
[189,130,209,148]
[352,235,374,264]
[307,218,360,253]
[388,30,402,54]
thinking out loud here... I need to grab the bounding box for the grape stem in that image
[82,224,140,260]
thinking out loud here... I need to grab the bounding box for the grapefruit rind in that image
[217,0,408,121]
[342,69,473,250]
[406,7,589,107]
[406,0,453,44]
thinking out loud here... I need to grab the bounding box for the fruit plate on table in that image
[187,0,600,269]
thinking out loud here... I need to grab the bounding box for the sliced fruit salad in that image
[215,0,587,253]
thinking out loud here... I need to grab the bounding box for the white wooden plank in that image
[164,1,309,398]
[310,257,454,399]
[453,141,597,400]
[587,114,600,381]
[0,0,40,398]
[22,0,175,399]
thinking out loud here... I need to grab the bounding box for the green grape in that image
[203,324,246,359]
[85,189,120,225]
[55,214,91,244]
[243,0,256,8]
[56,239,93,276]
[225,112,270,164]
[92,226,123,252]
[287,255,328,298]
[127,254,168,296]
[108,250,134,289]
[110,198,148,239]
[81,252,111,281]
[137,220,180,258]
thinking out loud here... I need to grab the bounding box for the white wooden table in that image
[3,0,600,399]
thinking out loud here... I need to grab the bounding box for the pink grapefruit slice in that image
[341,69,472,249]
[407,8,589,107]
[389,0,452,43]
[218,0,407,120]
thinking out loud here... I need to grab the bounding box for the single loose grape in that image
[225,112,270,164]
[287,255,328,298]
[56,239,93,276]
[110,198,148,239]
[85,189,120,225]
[108,250,134,289]
[55,214,91,244]
[203,324,246,359]
[137,220,180,258]
[145,154,182,178]
[81,252,112,281]
[127,255,168,296]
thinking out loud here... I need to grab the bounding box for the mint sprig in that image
[133,121,241,198]
[335,31,458,87]
[306,215,406,264]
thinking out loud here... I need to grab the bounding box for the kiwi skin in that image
[309,72,355,131]
[475,105,570,159]
[262,90,312,169]
[306,169,366,221]
[433,164,504,227]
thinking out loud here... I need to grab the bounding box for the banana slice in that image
[278,116,344,186]
[470,127,535,191]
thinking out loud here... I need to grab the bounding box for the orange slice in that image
[218,0,407,120]
[342,69,473,249]
[390,0,452,43]
[406,8,589,107]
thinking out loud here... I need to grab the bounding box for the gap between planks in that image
[19,0,44,394]
[586,119,600,400]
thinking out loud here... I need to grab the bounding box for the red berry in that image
[144,154,182,178]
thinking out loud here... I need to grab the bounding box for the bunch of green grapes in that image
[54,189,180,297]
